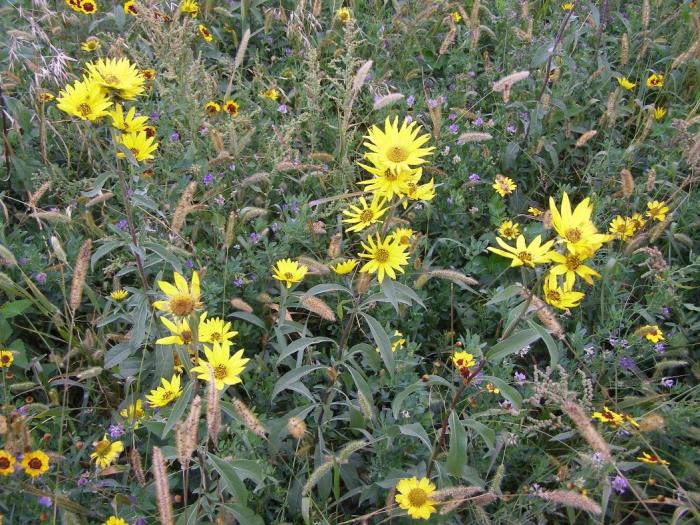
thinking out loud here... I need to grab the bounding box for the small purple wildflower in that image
[448,123,459,134]
[612,475,627,494]
[373,95,382,105]
[77,472,89,486]
[405,115,413,124]
[203,173,214,186]
[442,145,450,155]
[469,173,480,183]
[284,47,292,56]
[619,356,635,370]
[150,111,161,121]
[34,272,47,284]
[117,219,129,231]
[448,112,457,121]
[233,277,244,288]
[660,377,674,388]
[451,154,461,163]
[277,104,289,114]
[248,232,261,244]
[468,71,476,78]
[185,259,194,269]
[107,424,125,439]
[214,194,225,206]
[514,371,526,385]
[169,131,180,142]
[427,98,438,109]
[473,117,484,126]
[506,123,517,134]
[291,201,300,214]
[654,342,666,354]
[18,405,29,416]
[134,519,147,525]
[38,496,52,508]
[18,256,29,266]
[406,95,415,107]
[270,222,280,232]
[660,306,671,317]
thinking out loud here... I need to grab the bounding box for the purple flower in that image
[185,259,194,269]
[468,71,476,78]
[284,47,292,56]
[406,95,415,107]
[506,124,517,134]
[660,377,674,388]
[117,219,129,231]
[270,222,280,232]
[446,196,454,205]
[660,306,671,317]
[373,95,382,104]
[134,519,147,525]
[108,424,125,439]
[77,472,89,486]
[277,104,289,114]
[203,173,214,186]
[514,371,526,385]
[233,277,244,288]
[612,475,627,494]
[405,115,413,124]
[214,194,225,206]
[291,201,300,214]
[468,173,480,183]
[169,131,180,142]
[18,405,29,416]
[38,496,52,508]
[654,342,666,354]
[473,117,484,126]
[248,232,261,244]
[34,272,47,284]
[18,256,29,266]
[448,123,459,134]
[619,356,635,370]
[448,112,457,121]
[150,111,161,121]
[427,98,438,109]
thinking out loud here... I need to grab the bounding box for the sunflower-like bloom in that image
[56,76,112,121]
[110,289,129,301]
[260,88,279,101]
[0,450,16,476]
[450,11,462,22]
[357,164,416,200]
[21,450,50,478]
[394,477,437,520]
[332,260,358,275]
[190,342,249,391]
[629,212,646,232]
[342,196,388,233]
[146,374,183,408]
[543,274,584,310]
[86,57,145,100]
[198,24,213,42]
[497,220,520,240]
[617,77,636,90]
[0,349,14,368]
[116,131,158,162]
[180,0,198,17]
[336,7,351,22]
[123,0,138,15]
[452,350,476,370]
[549,192,610,254]
[654,106,666,121]
[65,0,83,12]
[90,435,124,469]
[119,399,145,425]
[375,330,406,353]
[358,233,409,283]
[205,101,221,114]
[403,177,435,207]
[635,324,664,343]
[646,74,663,89]
[609,216,635,241]
[224,99,239,117]
[142,68,155,80]
[487,234,555,268]
[156,316,193,346]
[592,406,624,427]
[363,116,435,172]
[109,104,149,133]
[492,175,517,197]
[154,271,202,318]
[80,38,100,51]
[646,200,669,222]
[637,452,669,465]
[390,227,414,246]
[104,517,127,525]
[272,259,308,288]
[198,313,238,349]
[80,0,97,13]
[561,2,574,10]
[548,249,600,288]
[528,206,543,217]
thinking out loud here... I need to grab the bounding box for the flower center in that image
[284,272,294,280]
[407,488,428,507]
[1,355,9,364]
[547,290,561,302]
[213,364,228,379]
[130,147,140,156]
[359,209,374,222]
[170,295,195,316]
[566,256,581,271]
[374,248,389,263]
[181,331,192,344]
[517,251,533,264]
[565,228,581,243]
[77,103,92,117]
[387,146,408,163]
[384,169,398,182]
[0,457,10,469]
[210,332,222,342]
[161,391,174,402]
[104,74,119,85]
[29,458,43,470]
[95,440,111,456]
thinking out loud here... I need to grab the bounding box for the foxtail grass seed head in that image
[128,447,146,487]
[152,447,174,525]
[327,233,342,259]
[224,211,237,249]
[427,269,479,287]
[373,93,405,110]
[171,181,196,236]
[492,70,530,92]
[457,132,492,144]
[561,401,611,460]
[29,181,50,208]
[620,168,634,197]
[575,130,597,148]
[537,490,602,515]
[287,416,306,440]
[50,236,67,264]
[646,168,657,191]
[301,296,336,322]
[302,458,334,495]
[620,33,629,65]
[642,0,650,30]
[231,397,267,438]
[206,367,221,442]
[70,239,92,311]
[297,256,329,275]
[230,298,253,313]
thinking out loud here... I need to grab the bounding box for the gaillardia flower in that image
[153,271,202,318]
[646,73,663,89]
[224,99,239,117]
[637,452,669,465]
[21,450,50,477]
[190,342,249,390]
[394,477,437,520]
[90,435,124,469]
[272,259,308,288]
[358,233,409,283]
[0,349,14,368]
[363,116,435,172]
[0,450,16,476]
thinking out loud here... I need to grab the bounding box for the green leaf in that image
[161,380,194,439]
[229,459,265,487]
[392,376,452,419]
[345,363,375,422]
[276,336,335,366]
[485,328,541,363]
[463,418,496,450]
[360,313,395,377]
[380,278,399,312]
[301,283,351,301]
[486,284,522,305]
[207,452,249,505]
[104,342,132,369]
[399,423,432,450]
[230,311,266,329]
[271,365,324,401]
[0,299,32,318]
[447,411,468,477]
[528,320,562,367]
[220,505,264,525]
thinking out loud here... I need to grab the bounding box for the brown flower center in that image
[384,169,398,182]
[210,332,222,342]
[284,272,294,280]
[170,295,195,317]
[29,457,43,470]
[0,457,10,469]
[565,256,581,271]
[1,355,9,364]
[546,290,561,302]
[359,209,374,222]
[104,74,119,85]
[387,146,408,163]
[180,331,192,344]
[407,487,428,507]
[517,251,533,264]
[94,440,111,455]
[77,103,91,117]
[565,228,581,243]
[374,249,389,263]
[160,391,174,402]
[213,364,228,380]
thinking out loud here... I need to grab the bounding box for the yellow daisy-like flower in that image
[363,116,435,172]
[635,324,664,343]
[205,101,221,114]
[119,399,145,425]
[543,274,585,310]
[198,24,213,42]
[487,234,555,268]
[375,330,406,353]
[342,196,388,233]
[180,0,198,17]
[617,77,636,90]
[65,0,83,12]
[497,220,520,240]
[142,68,155,81]
[358,233,409,283]
[561,2,574,10]
[38,91,55,102]
[637,452,669,465]
[144,125,157,139]
[654,106,666,121]
[80,0,97,14]
[123,0,138,15]
[395,477,437,520]
[272,259,308,288]
[191,342,249,391]
[90,435,124,469]
[81,38,101,52]
[492,175,517,197]
[336,7,351,22]
[403,177,436,208]
[485,383,500,394]
[86,57,145,100]
[549,192,610,254]
[224,99,239,117]
[609,216,635,240]
[548,249,600,288]
[260,88,279,101]
[146,374,183,408]
[452,350,476,369]
[629,212,646,232]
[103,517,127,525]
[0,450,16,476]
[0,350,14,368]
[332,260,358,275]
[357,164,416,200]
[110,289,129,301]
[198,313,238,349]
[592,406,624,427]
[56,76,112,121]
[116,131,158,162]
[450,11,462,22]
[646,200,669,222]
[390,227,414,246]
[109,104,149,133]
[528,206,543,217]
[21,450,50,478]
[156,316,193,346]
[153,271,203,318]
[646,73,663,89]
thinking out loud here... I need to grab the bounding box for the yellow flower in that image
[592,406,624,427]
[156,316,193,346]
[198,313,238,349]
[86,57,145,100]
[485,383,500,394]
[452,351,476,369]
[548,249,600,288]
[142,69,156,81]
[654,106,666,120]
[543,273,585,310]
[609,216,635,240]
[487,234,555,268]
[637,452,669,465]
[646,200,669,222]
[198,24,213,42]
[116,131,158,162]
[65,0,82,12]
[549,192,610,254]
[561,2,574,10]
[528,206,543,217]
[180,0,198,17]
[205,101,221,114]
[153,271,202,318]
[395,477,437,520]
[492,175,517,197]
[224,99,239,117]
[103,517,127,525]
[358,233,409,283]
[80,0,97,14]
[119,399,145,425]
[342,196,388,233]
[0,450,16,476]
[629,212,646,232]
[260,88,279,101]
[38,91,55,102]
[109,104,149,133]
[646,74,664,89]
[272,259,308,288]
[376,330,406,353]
[450,10,462,22]
[363,116,435,172]
[0,350,14,368]
[635,324,664,343]
[357,164,416,200]
[110,289,129,301]
[123,0,138,14]
[21,450,50,478]
[390,227,414,246]
[403,177,436,207]
[90,435,124,469]
[332,260,358,275]
[144,125,157,139]
[81,38,101,52]
[56,77,112,121]
[336,7,351,22]
[617,77,636,90]
[497,220,520,240]
[191,342,249,391]
[146,374,183,408]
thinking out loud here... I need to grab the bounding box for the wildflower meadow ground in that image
[1,0,699,523]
